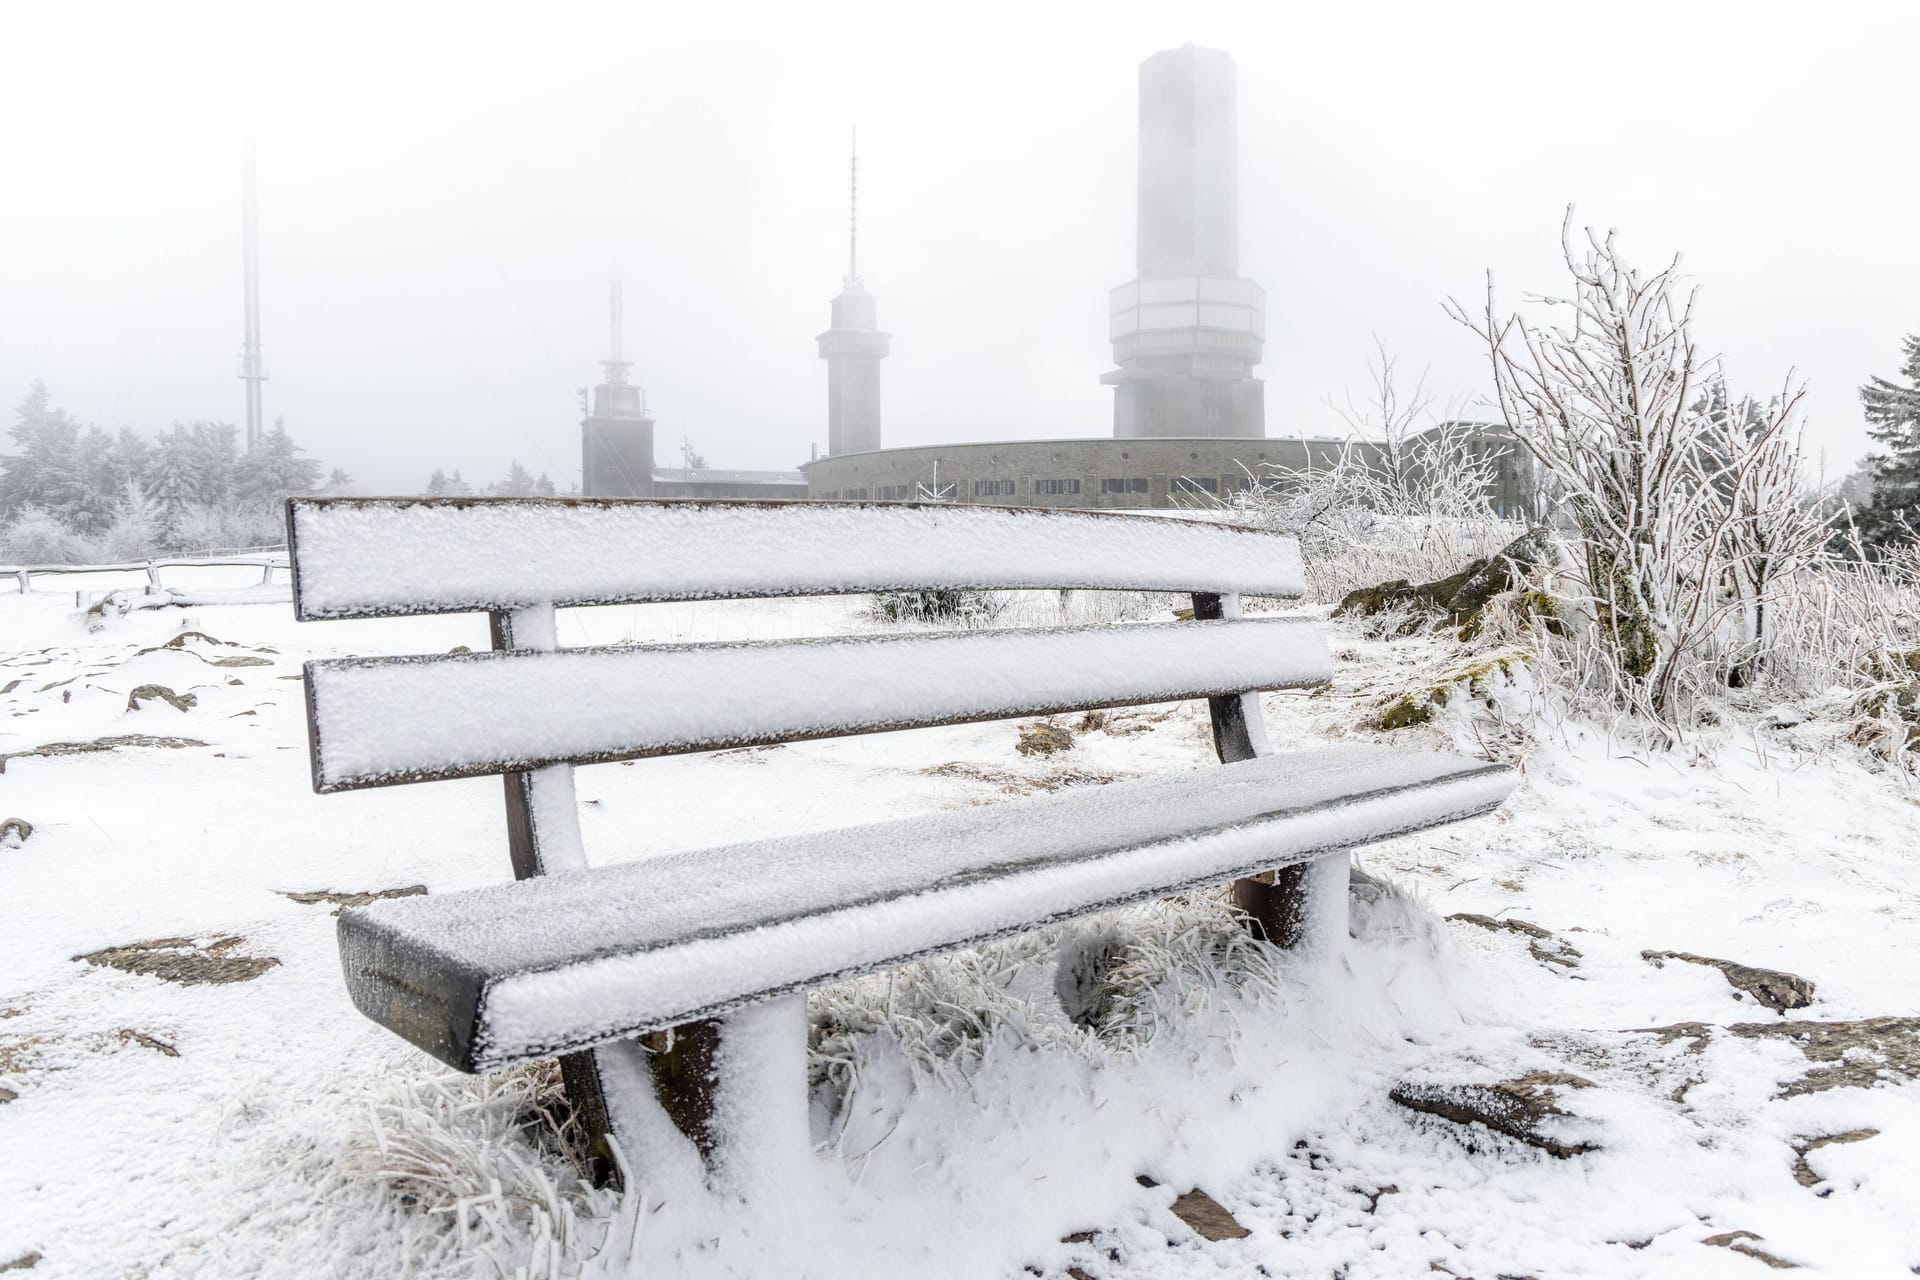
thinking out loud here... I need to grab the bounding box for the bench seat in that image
[339,743,1515,1072]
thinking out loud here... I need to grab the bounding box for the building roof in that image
[652,467,806,486]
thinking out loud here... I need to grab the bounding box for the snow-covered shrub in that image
[1,505,89,563]
[89,481,162,561]
[868,588,1004,625]
[170,500,283,553]
[1218,435,1519,606]
[1448,213,1835,734]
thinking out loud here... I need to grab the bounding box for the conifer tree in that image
[1857,334,1920,548]
[494,460,536,496]
[234,420,322,507]
[1,381,80,518]
[189,421,241,506]
[148,426,199,545]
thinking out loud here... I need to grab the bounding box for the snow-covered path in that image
[3,577,1918,1278]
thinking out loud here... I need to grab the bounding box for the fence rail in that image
[4,550,290,594]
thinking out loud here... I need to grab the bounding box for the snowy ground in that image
[3,569,1919,1278]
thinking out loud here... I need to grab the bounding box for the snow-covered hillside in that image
[2,570,1918,1278]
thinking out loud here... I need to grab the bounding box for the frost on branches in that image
[1447,212,1830,728]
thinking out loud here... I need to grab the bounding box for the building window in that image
[972,479,1015,496]
[1101,478,1149,495]
[874,484,912,500]
[843,487,869,500]
[1034,478,1081,496]
[1172,476,1218,495]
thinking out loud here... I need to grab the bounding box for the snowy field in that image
[3,569,1919,1278]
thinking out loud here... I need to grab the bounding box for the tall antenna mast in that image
[601,275,632,385]
[239,116,267,452]
[848,127,859,286]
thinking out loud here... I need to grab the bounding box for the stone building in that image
[798,427,1537,520]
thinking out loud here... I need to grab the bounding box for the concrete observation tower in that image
[1102,45,1266,439]
[816,134,891,457]
[581,279,656,497]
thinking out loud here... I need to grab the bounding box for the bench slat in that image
[287,498,1305,619]
[304,617,1331,792]
[336,745,1517,1071]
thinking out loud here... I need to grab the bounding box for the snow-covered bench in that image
[287,496,1516,1189]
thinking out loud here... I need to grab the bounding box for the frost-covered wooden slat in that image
[337,746,1515,1072]
[303,617,1330,792]
[286,497,1306,619]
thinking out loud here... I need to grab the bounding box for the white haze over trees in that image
[1,2,1915,493]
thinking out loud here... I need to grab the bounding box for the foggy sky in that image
[3,1,1914,492]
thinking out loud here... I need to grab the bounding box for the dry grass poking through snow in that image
[318,887,1354,1279]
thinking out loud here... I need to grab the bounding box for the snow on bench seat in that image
[304,617,1331,791]
[337,744,1516,1072]
[287,497,1306,620]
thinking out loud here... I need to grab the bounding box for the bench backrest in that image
[289,498,1326,800]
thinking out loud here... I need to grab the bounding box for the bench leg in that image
[646,996,812,1199]
[593,1039,707,1191]
[1233,853,1348,954]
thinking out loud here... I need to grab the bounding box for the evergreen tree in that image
[1857,334,1920,547]
[189,421,241,506]
[1,381,80,518]
[50,426,119,534]
[110,425,153,495]
[446,469,473,496]
[324,466,353,492]
[533,472,556,496]
[426,468,452,496]
[493,460,536,496]
[233,421,323,507]
[148,425,199,546]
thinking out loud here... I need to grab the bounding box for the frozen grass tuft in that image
[323,1063,640,1279]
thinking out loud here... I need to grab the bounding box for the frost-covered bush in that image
[1448,215,1838,733]
[1218,437,1519,606]
[0,505,89,562]
[868,588,1004,625]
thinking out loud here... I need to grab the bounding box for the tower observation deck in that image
[1101,46,1265,439]
[817,133,890,457]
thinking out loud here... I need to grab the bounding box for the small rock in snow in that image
[1390,1070,1599,1158]
[75,935,279,986]
[1760,704,1809,729]
[1640,950,1814,1012]
[1790,1128,1878,1188]
[1729,1017,1920,1097]
[125,684,197,713]
[1016,722,1075,756]
[1448,913,1583,970]
[280,885,428,915]
[1167,1187,1250,1241]
[0,817,31,848]
[1701,1230,1799,1269]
